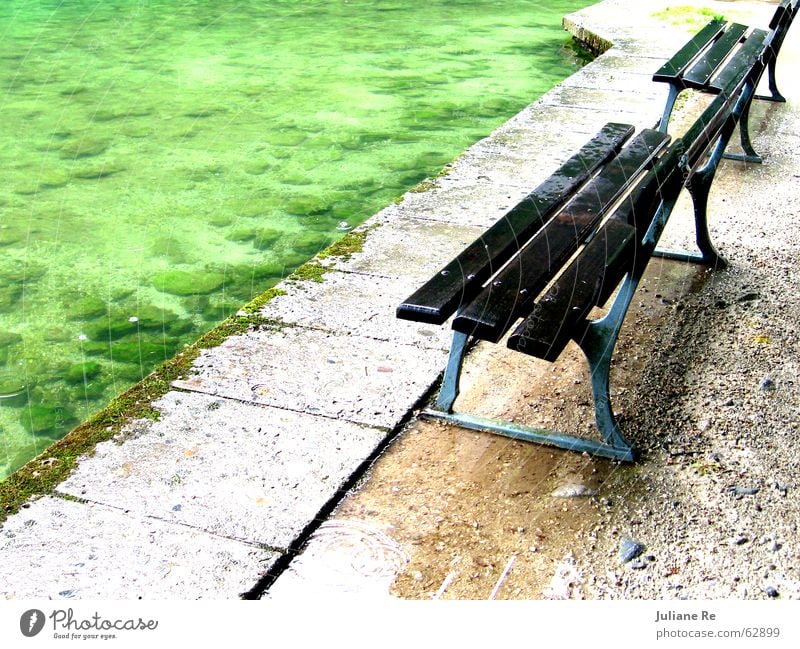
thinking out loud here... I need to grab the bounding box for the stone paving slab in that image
[57,392,385,550]
[388,179,533,228]
[539,85,662,118]
[0,496,276,599]
[173,328,446,430]
[445,134,592,188]
[260,270,451,350]
[506,102,623,136]
[324,212,484,282]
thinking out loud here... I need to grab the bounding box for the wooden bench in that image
[654,0,797,162]
[396,7,793,461]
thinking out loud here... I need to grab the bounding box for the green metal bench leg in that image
[686,168,729,268]
[655,82,759,268]
[434,330,469,412]
[754,57,786,103]
[575,270,643,461]
[723,95,762,164]
[657,85,681,133]
[424,325,637,461]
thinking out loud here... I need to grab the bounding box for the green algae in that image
[64,362,102,385]
[152,270,226,296]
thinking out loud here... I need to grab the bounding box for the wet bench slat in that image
[683,23,749,88]
[508,146,685,363]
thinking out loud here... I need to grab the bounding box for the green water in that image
[0,0,588,479]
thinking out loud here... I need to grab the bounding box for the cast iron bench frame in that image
[396,8,792,462]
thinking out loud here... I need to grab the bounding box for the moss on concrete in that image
[287,261,330,283]
[317,223,378,261]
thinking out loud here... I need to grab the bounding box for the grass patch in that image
[652,6,725,31]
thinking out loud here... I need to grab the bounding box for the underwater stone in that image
[82,339,179,364]
[289,232,331,256]
[208,214,235,227]
[66,296,107,321]
[64,361,102,385]
[0,286,22,312]
[38,171,70,190]
[225,227,260,243]
[0,330,23,347]
[284,196,331,216]
[0,369,28,407]
[69,377,108,400]
[227,198,275,219]
[152,269,225,296]
[71,162,126,179]
[243,160,274,175]
[114,340,180,364]
[112,362,147,383]
[264,130,307,147]
[19,404,76,436]
[279,172,313,186]
[94,107,154,122]
[13,182,41,196]
[251,229,284,251]
[149,236,193,264]
[121,124,152,138]
[81,303,184,341]
[0,226,23,247]
[59,137,110,159]
[0,259,47,283]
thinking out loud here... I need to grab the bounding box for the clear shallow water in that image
[0,0,587,479]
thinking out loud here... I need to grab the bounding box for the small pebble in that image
[552,483,599,498]
[619,537,646,564]
[730,486,760,498]
[763,585,779,598]
[760,377,775,391]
